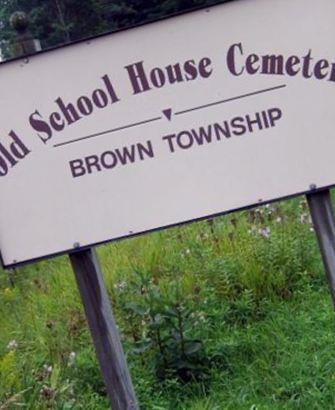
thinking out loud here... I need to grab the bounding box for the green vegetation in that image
[1,196,335,409]
[0,2,334,409]
[0,0,223,56]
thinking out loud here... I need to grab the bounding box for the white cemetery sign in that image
[0,0,334,266]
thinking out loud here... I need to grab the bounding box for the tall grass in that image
[0,196,334,409]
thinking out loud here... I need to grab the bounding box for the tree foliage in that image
[0,0,225,56]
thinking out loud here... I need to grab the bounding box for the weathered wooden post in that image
[307,189,335,308]
[70,249,139,409]
[10,12,139,409]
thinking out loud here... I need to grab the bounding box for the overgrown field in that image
[1,196,335,409]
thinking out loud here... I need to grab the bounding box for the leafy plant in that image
[119,270,208,382]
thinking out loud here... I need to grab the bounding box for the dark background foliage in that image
[0,0,226,55]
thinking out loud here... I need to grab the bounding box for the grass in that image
[1,195,335,409]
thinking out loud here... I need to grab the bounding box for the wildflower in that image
[259,227,271,239]
[68,351,76,366]
[68,384,75,399]
[40,385,56,400]
[114,281,127,292]
[7,339,18,351]
[43,364,53,375]
[276,217,282,223]
[300,213,311,224]
[248,226,257,235]
[198,312,206,322]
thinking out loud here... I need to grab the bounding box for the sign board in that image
[0,0,335,267]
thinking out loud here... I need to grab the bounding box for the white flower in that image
[259,227,271,239]
[198,312,206,322]
[300,213,308,224]
[7,339,18,351]
[181,248,191,257]
[43,364,53,374]
[264,204,274,214]
[114,281,127,291]
[248,226,257,235]
[276,217,282,223]
[68,351,76,365]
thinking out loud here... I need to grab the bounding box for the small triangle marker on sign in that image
[162,108,173,121]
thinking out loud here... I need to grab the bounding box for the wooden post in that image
[307,189,335,308]
[69,249,139,409]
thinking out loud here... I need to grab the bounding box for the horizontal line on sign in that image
[53,84,286,148]
[53,116,162,148]
[175,84,287,116]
